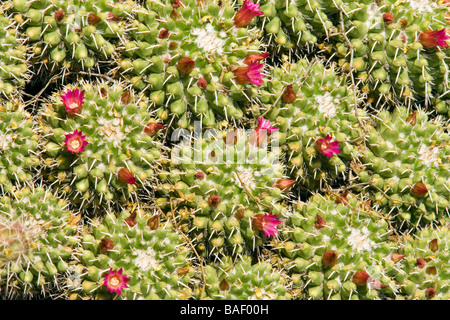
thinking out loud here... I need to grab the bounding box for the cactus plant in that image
[355,105,450,229]
[156,124,290,257]
[0,99,41,194]
[68,208,194,300]
[38,80,164,212]
[196,255,292,300]
[261,58,367,189]
[0,186,80,299]
[117,0,267,128]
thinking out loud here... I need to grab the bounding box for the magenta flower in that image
[234,0,263,28]
[233,62,265,86]
[64,129,89,154]
[61,88,85,117]
[118,168,136,185]
[418,28,450,49]
[252,212,282,237]
[250,116,278,146]
[103,268,130,295]
[315,135,341,158]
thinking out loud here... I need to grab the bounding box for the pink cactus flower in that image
[315,135,341,158]
[118,168,136,185]
[103,268,130,295]
[64,129,89,154]
[418,28,450,49]
[234,0,263,28]
[61,88,85,117]
[250,116,278,146]
[252,212,282,237]
[233,62,265,86]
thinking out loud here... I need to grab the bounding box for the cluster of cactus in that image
[0,0,449,301]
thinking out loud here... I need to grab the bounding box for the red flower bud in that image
[118,168,136,185]
[54,10,65,22]
[208,195,221,208]
[322,250,338,267]
[416,258,426,268]
[219,279,230,291]
[99,238,114,253]
[352,270,370,286]
[87,13,101,25]
[274,179,296,192]
[243,52,269,65]
[411,183,428,198]
[428,239,439,252]
[194,171,205,180]
[197,77,208,90]
[144,122,164,135]
[125,212,137,227]
[425,287,436,299]
[391,253,406,263]
[282,85,296,103]
[159,29,170,39]
[315,215,326,229]
[382,12,394,25]
[177,57,195,74]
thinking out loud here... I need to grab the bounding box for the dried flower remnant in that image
[144,123,164,135]
[177,57,195,74]
[274,179,296,192]
[411,183,428,198]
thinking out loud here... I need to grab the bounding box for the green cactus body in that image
[394,223,449,300]
[333,0,450,110]
[0,100,41,193]
[261,59,367,188]
[5,0,135,80]
[69,209,194,300]
[198,255,292,300]
[118,0,266,128]
[356,106,450,228]
[39,81,164,212]
[0,11,28,98]
[0,187,79,299]
[275,193,402,300]
[157,127,288,257]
